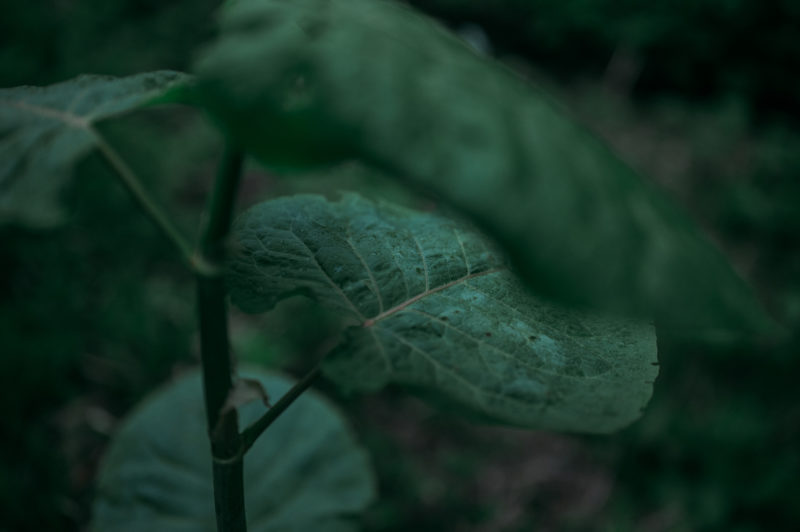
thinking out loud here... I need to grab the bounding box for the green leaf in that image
[92,368,375,532]
[0,71,188,227]
[192,0,772,337]
[230,194,657,433]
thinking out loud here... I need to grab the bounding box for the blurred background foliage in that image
[1,0,799,530]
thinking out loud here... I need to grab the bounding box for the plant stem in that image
[196,145,246,532]
[93,128,194,264]
[241,365,322,453]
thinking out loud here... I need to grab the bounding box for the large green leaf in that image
[0,71,187,227]
[92,368,375,532]
[192,0,772,337]
[230,194,657,433]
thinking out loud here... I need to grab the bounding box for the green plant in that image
[0,0,777,530]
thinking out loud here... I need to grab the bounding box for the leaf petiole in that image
[240,365,322,454]
[93,128,195,264]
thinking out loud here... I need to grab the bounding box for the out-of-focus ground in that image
[2,1,799,530]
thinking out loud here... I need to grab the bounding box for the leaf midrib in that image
[4,99,90,129]
[281,225,503,327]
[362,267,502,327]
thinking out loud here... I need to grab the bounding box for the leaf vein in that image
[382,328,488,406]
[364,267,502,326]
[402,307,607,380]
[4,98,89,129]
[368,328,393,374]
[284,228,367,321]
[412,235,430,292]
[345,234,385,313]
[454,228,471,274]
[401,309,501,379]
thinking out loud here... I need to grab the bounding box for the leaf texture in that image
[193,0,773,337]
[92,368,376,532]
[0,71,187,226]
[230,194,658,433]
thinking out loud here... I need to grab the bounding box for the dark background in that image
[1,0,799,530]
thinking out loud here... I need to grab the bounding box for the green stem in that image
[241,365,322,453]
[95,129,248,530]
[93,128,194,264]
[196,146,246,532]
[198,146,245,263]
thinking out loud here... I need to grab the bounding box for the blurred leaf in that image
[192,0,772,337]
[92,368,376,532]
[0,71,187,227]
[229,194,657,433]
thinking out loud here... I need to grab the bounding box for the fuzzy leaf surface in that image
[92,368,375,532]
[230,194,658,433]
[192,0,772,337]
[0,71,187,226]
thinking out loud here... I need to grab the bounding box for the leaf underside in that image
[0,71,187,227]
[230,194,658,433]
[193,0,772,337]
[92,369,375,532]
